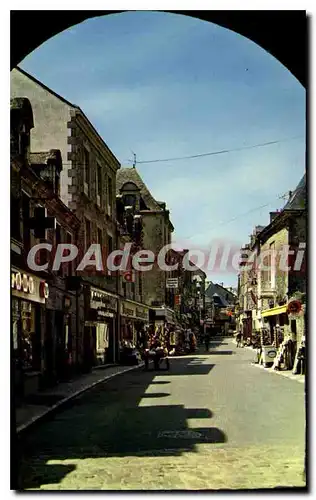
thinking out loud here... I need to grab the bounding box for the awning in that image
[261,305,287,318]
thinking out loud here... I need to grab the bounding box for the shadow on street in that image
[17,355,226,489]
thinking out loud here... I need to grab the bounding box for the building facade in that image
[11,97,80,400]
[116,167,175,332]
[11,67,121,367]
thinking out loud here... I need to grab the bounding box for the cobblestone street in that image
[17,339,306,490]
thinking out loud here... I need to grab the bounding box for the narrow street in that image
[18,338,305,490]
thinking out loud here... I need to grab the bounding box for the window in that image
[97,228,103,245]
[97,323,109,351]
[131,282,136,301]
[11,194,21,242]
[268,241,276,289]
[138,273,142,299]
[108,177,113,215]
[55,223,63,276]
[83,148,90,193]
[85,218,91,251]
[22,193,30,252]
[66,232,72,276]
[97,228,103,267]
[122,280,127,297]
[19,129,30,159]
[107,234,113,255]
[123,194,136,210]
[97,163,102,203]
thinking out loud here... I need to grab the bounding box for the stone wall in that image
[11,68,71,206]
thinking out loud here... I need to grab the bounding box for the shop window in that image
[12,298,20,350]
[17,301,41,372]
[97,323,109,352]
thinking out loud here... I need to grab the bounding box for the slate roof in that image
[116,167,163,211]
[205,282,236,306]
[283,173,306,211]
[30,150,62,166]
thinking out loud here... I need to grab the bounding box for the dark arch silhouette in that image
[11,10,306,88]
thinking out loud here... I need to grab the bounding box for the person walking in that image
[236,331,242,348]
[204,330,210,352]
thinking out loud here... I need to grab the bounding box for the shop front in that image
[45,283,76,385]
[261,304,288,347]
[84,287,118,367]
[11,267,49,399]
[120,300,150,349]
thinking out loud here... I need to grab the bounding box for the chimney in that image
[270,211,279,223]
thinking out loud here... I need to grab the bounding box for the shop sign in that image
[123,271,135,283]
[287,299,302,315]
[64,296,71,309]
[166,278,178,289]
[174,295,181,306]
[11,271,34,294]
[121,301,149,321]
[135,306,149,321]
[121,302,136,318]
[39,281,49,299]
[91,289,117,311]
[11,269,48,304]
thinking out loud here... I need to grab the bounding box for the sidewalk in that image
[237,343,305,384]
[16,362,144,434]
[254,362,305,384]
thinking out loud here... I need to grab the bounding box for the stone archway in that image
[10,10,306,87]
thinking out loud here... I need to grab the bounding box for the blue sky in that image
[19,11,306,287]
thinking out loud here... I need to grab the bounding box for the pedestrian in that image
[236,331,242,348]
[204,330,210,352]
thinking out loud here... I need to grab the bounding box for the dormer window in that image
[123,194,136,210]
[18,125,30,159]
[120,182,140,212]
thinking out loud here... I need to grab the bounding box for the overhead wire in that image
[128,135,304,165]
[57,135,304,168]
[179,192,288,242]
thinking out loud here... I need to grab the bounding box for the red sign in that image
[287,300,302,315]
[39,281,49,299]
[174,295,181,306]
[123,271,135,283]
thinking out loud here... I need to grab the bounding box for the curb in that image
[16,362,144,436]
[251,362,305,383]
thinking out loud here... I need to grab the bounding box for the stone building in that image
[11,97,80,400]
[167,249,206,331]
[115,192,151,349]
[237,174,306,367]
[257,174,306,348]
[11,67,121,367]
[205,282,237,335]
[116,167,175,330]
[237,225,265,338]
